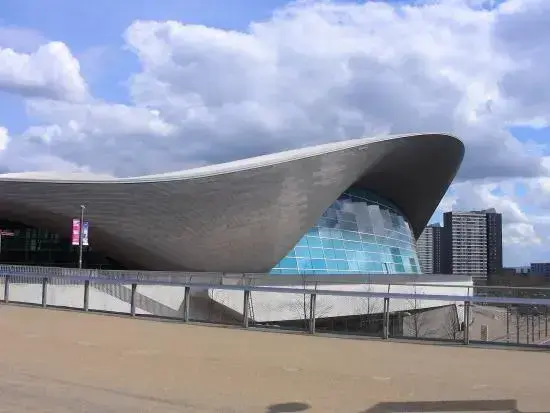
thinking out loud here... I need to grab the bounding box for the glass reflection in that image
[271,188,421,275]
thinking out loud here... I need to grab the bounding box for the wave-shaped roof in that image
[0,133,464,272]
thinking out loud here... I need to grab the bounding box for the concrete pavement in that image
[0,305,549,412]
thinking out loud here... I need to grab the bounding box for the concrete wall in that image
[211,280,472,322]
[0,278,472,324]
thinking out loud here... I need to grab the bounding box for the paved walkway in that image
[0,305,549,412]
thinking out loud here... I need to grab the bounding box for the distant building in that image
[490,267,549,287]
[530,263,550,277]
[416,223,442,274]
[441,209,503,281]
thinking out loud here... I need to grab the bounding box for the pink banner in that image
[71,219,80,246]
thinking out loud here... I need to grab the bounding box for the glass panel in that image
[306,236,323,248]
[311,259,327,270]
[332,239,345,249]
[278,257,298,269]
[334,249,347,260]
[309,248,325,259]
[271,188,420,276]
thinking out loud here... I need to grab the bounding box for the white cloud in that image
[442,180,537,243]
[0,41,88,102]
[0,127,10,151]
[1,0,550,265]
[117,1,544,176]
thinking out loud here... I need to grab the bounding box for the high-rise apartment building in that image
[416,223,442,274]
[441,209,502,280]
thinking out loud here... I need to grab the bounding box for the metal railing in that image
[0,265,549,349]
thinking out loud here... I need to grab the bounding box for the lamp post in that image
[78,204,86,269]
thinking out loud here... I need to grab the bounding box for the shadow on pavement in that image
[266,402,311,412]
[362,399,524,412]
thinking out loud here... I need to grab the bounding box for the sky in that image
[0,0,549,266]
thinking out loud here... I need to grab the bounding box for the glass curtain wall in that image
[271,188,421,275]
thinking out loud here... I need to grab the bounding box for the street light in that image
[78,204,86,269]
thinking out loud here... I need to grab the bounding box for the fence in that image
[0,265,549,349]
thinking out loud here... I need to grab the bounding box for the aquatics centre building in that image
[0,132,472,329]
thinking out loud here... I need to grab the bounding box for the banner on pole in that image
[82,221,89,246]
[71,219,80,246]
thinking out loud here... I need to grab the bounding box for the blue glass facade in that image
[271,188,421,275]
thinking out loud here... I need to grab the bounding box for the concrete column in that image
[83,280,90,311]
[183,286,190,322]
[41,277,48,308]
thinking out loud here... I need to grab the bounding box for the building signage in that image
[82,221,89,246]
[71,219,80,246]
[72,219,90,246]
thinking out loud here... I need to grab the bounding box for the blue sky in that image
[0,0,549,266]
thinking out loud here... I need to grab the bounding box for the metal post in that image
[539,315,541,340]
[526,315,530,344]
[3,275,9,303]
[41,277,48,308]
[83,280,90,311]
[382,297,390,339]
[506,305,510,343]
[78,205,86,269]
[309,293,317,334]
[546,307,548,337]
[183,286,190,322]
[130,283,137,316]
[243,290,250,328]
[531,314,535,343]
[516,311,520,344]
[463,301,470,345]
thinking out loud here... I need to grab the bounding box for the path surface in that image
[0,305,549,412]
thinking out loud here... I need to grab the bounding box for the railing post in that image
[83,280,90,311]
[526,315,530,344]
[309,293,317,334]
[243,290,250,328]
[516,310,520,344]
[183,286,190,322]
[506,305,510,343]
[546,307,548,337]
[130,283,137,317]
[463,301,470,345]
[41,277,48,308]
[382,297,390,339]
[531,313,535,343]
[3,275,9,303]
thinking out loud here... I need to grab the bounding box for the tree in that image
[404,284,428,338]
[443,304,462,341]
[354,282,382,333]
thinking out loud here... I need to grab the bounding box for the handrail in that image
[2,272,550,307]
[0,264,547,291]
